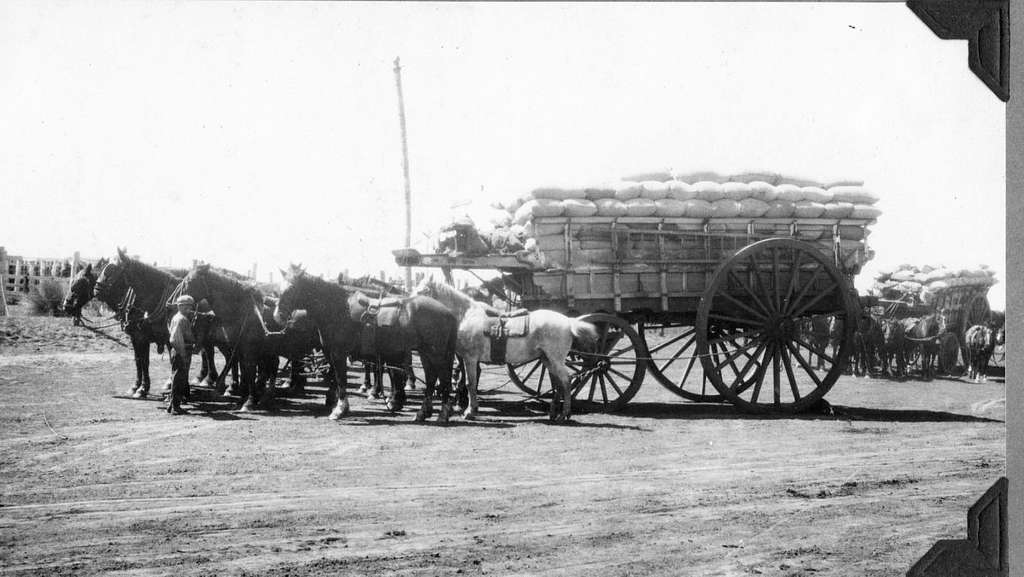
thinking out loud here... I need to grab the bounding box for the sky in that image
[1,2,1006,309]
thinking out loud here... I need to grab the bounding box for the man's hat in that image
[175,295,196,306]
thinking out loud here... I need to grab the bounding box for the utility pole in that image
[394,57,413,291]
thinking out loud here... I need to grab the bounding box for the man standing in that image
[167,294,197,415]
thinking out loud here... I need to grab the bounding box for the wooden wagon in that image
[396,214,876,414]
[875,284,994,375]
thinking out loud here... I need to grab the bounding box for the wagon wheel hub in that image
[765,316,797,341]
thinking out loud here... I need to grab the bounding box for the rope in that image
[78,322,131,348]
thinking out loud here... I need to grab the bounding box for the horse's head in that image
[462,286,490,304]
[995,326,1005,347]
[412,275,436,298]
[62,263,97,315]
[178,263,214,305]
[94,249,131,302]
[274,263,309,324]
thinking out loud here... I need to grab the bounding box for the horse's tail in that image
[569,318,599,349]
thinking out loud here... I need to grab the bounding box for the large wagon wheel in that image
[695,238,857,414]
[507,313,646,412]
[641,322,724,402]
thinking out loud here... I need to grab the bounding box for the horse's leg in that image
[404,351,416,390]
[415,361,436,422]
[129,334,148,397]
[328,350,350,420]
[360,363,372,394]
[257,352,280,411]
[385,360,407,413]
[288,357,307,396]
[202,345,219,387]
[463,358,481,420]
[238,346,258,412]
[544,356,574,423]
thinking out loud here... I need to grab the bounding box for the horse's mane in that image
[299,273,351,318]
[197,266,264,300]
[427,279,502,317]
[124,256,180,284]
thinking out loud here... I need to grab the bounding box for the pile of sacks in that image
[494,170,882,225]
[871,264,997,304]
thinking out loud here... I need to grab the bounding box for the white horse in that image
[415,278,597,422]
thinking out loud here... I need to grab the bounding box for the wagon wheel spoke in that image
[785,340,824,389]
[706,328,763,348]
[791,334,836,366]
[727,269,772,318]
[647,328,696,355]
[747,254,778,315]
[652,334,696,373]
[713,334,766,372]
[729,339,768,392]
[603,370,625,398]
[789,281,840,319]
[772,341,783,407]
[780,343,802,402]
[784,263,825,317]
[741,341,774,399]
[716,290,769,323]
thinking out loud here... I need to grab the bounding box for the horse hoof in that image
[131,389,147,399]
[462,410,476,421]
[438,407,451,424]
[415,409,430,422]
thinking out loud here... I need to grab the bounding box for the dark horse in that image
[275,265,458,422]
[93,248,182,397]
[92,249,238,395]
[877,318,906,379]
[902,311,949,381]
[61,260,109,325]
[852,313,882,377]
[177,264,281,411]
[342,275,416,398]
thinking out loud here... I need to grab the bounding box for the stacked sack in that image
[499,169,882,225]
[871,264,997,304]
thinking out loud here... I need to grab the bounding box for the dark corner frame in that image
[906,0,1010,101]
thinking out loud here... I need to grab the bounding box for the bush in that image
[28,280,66,316]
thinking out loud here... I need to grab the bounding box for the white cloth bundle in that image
[595,198,628,217]
[800,186,833,203]
[747,181,778,202]
[694,181,724,202]
[683,199,715,218]
[514,198,564,224]
[624,198,658,216]
[793,201,825,218]
[612,181,642,201]
[821,202,854,219]
[738,198,769,217]
[561,198,598,217]
[829,186,879,205]
[655,198,688,217]
[666,181,697,201]
[764,200,796,218]
[639,180,669,200]
[721,181,751,201]
[711,199,742,218]
[774,184,804,202]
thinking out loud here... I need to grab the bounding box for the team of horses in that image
[801,306,1003,383]
[61,249,598,423]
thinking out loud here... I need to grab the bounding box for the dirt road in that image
[0,317,1005,577]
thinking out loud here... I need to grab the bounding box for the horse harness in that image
[486,309,530,364]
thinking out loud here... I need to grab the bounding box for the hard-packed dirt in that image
[0,316,1006,577]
